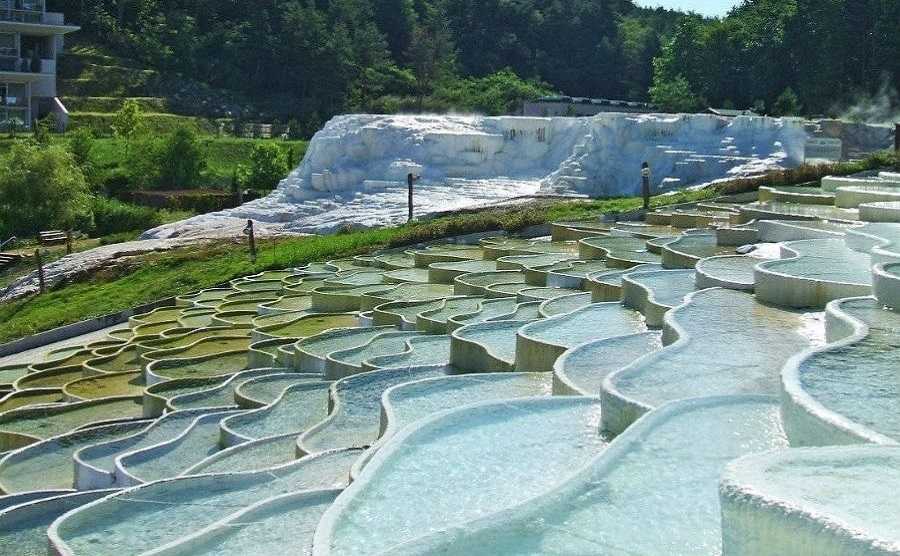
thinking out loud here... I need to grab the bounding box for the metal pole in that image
[407,173,414,223]
[35,249,45,294]
[641,162,651,210]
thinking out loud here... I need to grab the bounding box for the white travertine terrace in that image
[376,396,788,556]
[515,302,645,372]
[602,288,822,435]
[351,372,552,478]
[781,295,900,446]
[4,177,900,554]
[720,447,900,555]
[755,239,873,308]
[312,397,605,556]
[621,268,697,326]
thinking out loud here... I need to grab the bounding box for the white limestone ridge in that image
[143,113,809,238]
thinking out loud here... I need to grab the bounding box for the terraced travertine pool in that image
[2,189,900,555]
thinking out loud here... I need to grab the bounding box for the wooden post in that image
[244,219,257,262]
[641,162,652,210]
[35,249,45,294]
[65,230,72,255]
[895,123,899,154]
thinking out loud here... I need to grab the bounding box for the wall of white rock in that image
[143,113,809,238]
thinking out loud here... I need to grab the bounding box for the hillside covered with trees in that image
[48,0,900,127]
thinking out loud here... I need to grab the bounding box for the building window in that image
[0,33,15,57]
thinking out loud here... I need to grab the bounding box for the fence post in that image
[35,249,46,294]
[407,173,419,222]
[65,230,72,255]
[641,162,652,210]
[243,219,257,262]
[895,123,899,154]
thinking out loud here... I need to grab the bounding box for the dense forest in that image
[49,0,900,126]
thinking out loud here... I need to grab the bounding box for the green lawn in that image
[0,190,718,343]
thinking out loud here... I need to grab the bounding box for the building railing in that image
[0,9,66,25]
[0,105,30,129]
[0,55,54,74]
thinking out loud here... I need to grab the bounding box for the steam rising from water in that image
[834,74,900,126]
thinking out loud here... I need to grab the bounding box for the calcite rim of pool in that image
[348,372,553,480]
[147,488,344,556]
[754,239,871,290]
[114,408,245,485]
[136,325,247,352]
[552,331,662,396]
[537,291,592,317]
[416,296,483,328]
[695,254,759,290]
[144,348,251,385]
[47,450,357,555]
[0,395,144,450]
[354,394,779,556]
[584,262,663,288]
[872,262,900,286]
[323,330,423,375]
[598,286,818,435]
[845,222,900,263]
[230,371,322,408]
[160,367,293,414]
[659,230,722,263]
[621,268,696,323]
[720,445,900,553]
[363,335,452,370]
[452,318,536,367]
[739,200,860,224]
[220,381,329,446]
[296,364,445,457]
[311,395,603,556]
[71,407,225,486]
[453,270,526,293]
[140,334,252,364]
[294,326,398,370]
[781,296,899,446]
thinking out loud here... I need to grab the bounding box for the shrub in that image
[33,114,57,145]
[90,196,162,236]
[155,126,207,188]
[0,142,91,237]
[68,127,95,168]
[773,87,802,117]
[238,143,289,189]
[111,99,146,145]
[100,168,134,199]
[432,69,553,115]
[130,189,234,213]
[68,127,99,189]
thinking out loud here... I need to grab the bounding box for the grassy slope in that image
[0,135,308,189]
[0,190,715,343]
[89,136,308,188]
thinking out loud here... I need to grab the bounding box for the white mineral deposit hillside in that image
[143,113,809,239]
